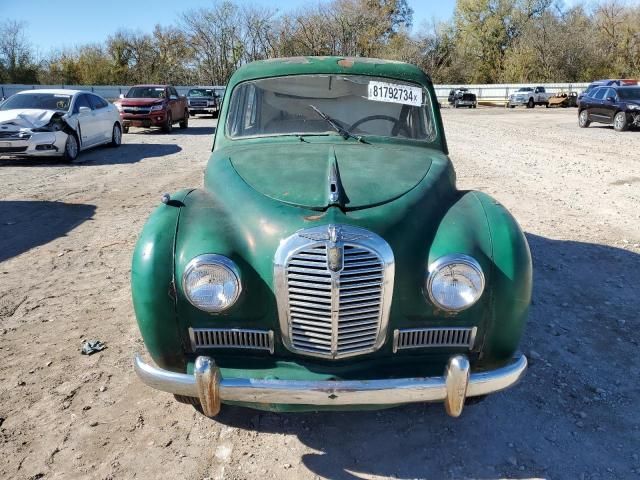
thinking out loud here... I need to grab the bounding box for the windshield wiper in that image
[308,104,367,143]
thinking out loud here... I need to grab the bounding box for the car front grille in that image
[123,108,151,115]
[0,146,28,153]
[462,94,475,101]
[190,100,208,107]
[0,132,31,140]
[275,225,394,359]
[393,327,476,352]
[189,328,274,353]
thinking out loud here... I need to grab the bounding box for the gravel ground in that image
[0,108,638,480]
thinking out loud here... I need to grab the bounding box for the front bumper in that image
[0,131,67,157]
[121,112,167,127]
[134,353,527,417]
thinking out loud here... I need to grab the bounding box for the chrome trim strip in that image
[274,224,395,360]
[393,327,477,353]
[134,354,527,412]
[189,328,274,354]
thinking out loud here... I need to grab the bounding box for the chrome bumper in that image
[134,354,527,417]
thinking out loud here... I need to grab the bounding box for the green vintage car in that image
[133,56,531,418]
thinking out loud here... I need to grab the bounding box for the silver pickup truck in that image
[508,86,552,108]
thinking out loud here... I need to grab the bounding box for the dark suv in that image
[447,88,477,108]
[578,85,640,131]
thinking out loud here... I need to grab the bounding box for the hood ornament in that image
[299,225,371,272]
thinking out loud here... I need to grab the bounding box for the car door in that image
[72,93,100,147]
[587,88,608,120]
[601,88,618,123]
[168,87,181,120]
[88,94,112,142]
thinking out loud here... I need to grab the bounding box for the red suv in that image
[115,85,189,133]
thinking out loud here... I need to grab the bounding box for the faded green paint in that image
[229,142,432,210]
[131,56,531,411]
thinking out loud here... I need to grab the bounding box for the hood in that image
[0,109,66,130]
[117,98,165,107]
[228,142,433,211]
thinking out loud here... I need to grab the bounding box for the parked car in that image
[187,86,225,117]
[114,85,188,133]
[508,86,552,108]
[447,88,477,108]
[132,56,531,419]
[577,79,638,107]
[578,85,640,131]
[0,89,122,161]
[547,91,578,108]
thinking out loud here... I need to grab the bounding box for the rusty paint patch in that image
[304,212,327,221]
[338,58,354,68]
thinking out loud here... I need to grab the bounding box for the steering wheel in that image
[348,115,410,137]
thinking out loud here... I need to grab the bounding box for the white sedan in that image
[0,89,122,162]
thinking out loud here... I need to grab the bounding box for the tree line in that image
[1,0,639,87]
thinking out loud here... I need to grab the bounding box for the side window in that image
[606,88,617,100]
[74,94,92,113]
[89,94,107,109]
[592,88,607,100]
[243,84,257,132]
[169,87,179,98]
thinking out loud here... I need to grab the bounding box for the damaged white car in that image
[0,89,122,162]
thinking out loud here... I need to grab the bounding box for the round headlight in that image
[183,254,241,313]
[426,254,485,312]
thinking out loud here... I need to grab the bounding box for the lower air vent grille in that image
[393,327,476,352]
[189,328,274,353]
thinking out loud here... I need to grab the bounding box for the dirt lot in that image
[1,108,639,480]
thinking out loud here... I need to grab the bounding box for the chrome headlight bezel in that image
[425,254,485,312]
[182,254,242,313]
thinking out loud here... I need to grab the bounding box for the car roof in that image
[131,85,170,88]
[16,89,83,96]
[228,56,432,89]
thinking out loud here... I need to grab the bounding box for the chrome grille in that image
[275,224,394,359]
[393,327,476,352]
[189,328,274,353]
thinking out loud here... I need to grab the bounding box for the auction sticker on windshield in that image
[368,81,422,107]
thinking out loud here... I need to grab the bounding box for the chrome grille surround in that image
[189,328,274,354]
[274,224,394,359]
[393,327,477,353]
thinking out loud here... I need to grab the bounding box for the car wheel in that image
[122,125,129,134]
[578,109,591,128]
[179,110,189,129]
[162,112,173,133]
[545,102,549,108]
[527,98,534,108]
[472,104,476,109]
[61,134,79,163]
[613,111,629,132]
[454,100,459,108]
[110,123,122,147]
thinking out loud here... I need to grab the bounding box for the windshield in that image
[618,88,640,100]
[225,74,435,141]
[126,87,165,99]
[0,93,72,111]
[188,88,215,97]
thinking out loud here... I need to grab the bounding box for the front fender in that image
[131,189,193,370]
[428,191,532,365]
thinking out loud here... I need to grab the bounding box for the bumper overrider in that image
[134,353,527,417]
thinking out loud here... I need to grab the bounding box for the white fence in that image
[0,84,212,100]
[1,82,590,104]
[434,82,590,105]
